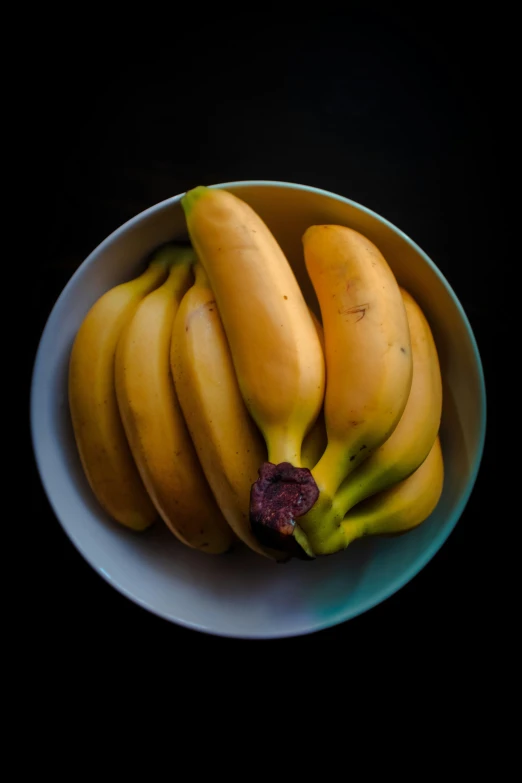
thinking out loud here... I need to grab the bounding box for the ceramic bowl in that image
[30,181,486,638]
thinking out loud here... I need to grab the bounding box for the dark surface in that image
[28,12,497,671]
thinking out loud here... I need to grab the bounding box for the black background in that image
[28,10,498,674]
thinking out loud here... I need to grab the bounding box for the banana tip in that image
[181,185,210,216]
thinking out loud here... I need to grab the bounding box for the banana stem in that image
[150,242,196,269]
[298,496,361,555]
[330,481,363,522]
[194,261,209,286]
[311,440,354,497]
[133,260,170,291]
[181,185,209,217]
[293,526,316,558]
[265,429,303,468]
[341,515,366,541]
[338,520,361,548]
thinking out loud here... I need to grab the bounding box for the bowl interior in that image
[31,181,485,638]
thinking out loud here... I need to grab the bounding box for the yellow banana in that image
[69,253,170,530]
[171,263,284,559]
[115,248,233,554]
[182,186,325,467]
[340,436,444,546]
[288,225,413,554]
[304,225,413,496]
[330,286,442,523]
[246,224,413,554]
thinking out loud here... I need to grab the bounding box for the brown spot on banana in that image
[339,303,370,322]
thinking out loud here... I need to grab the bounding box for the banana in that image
[340,436,444,546]
[182,186,325,467]
[69,253,170,530]
[171,263,285,560]
[330,286,442,522]
[247,224,413,554]
[115,248,233,554]
[305,225,413,497]
[288,225,413,554]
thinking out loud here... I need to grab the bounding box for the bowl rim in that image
[31,179,487,639]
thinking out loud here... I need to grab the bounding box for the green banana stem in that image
[330,477,369,522]
[181,185,209,216]
[264,428,303,468]
[311,439,362,499]
[292,526,316,558]
[150,243,196,269]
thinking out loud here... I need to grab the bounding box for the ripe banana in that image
[182,186,325,467]
[289,225,413,554]
[248,224,413,554]
[330,286,442,523]
[115,247,233,554]
[305,225,413,497]
[171,263,285,560]
[69,253,170,530]
[340,436,444,546]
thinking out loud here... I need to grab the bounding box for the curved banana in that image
[171,263,283,559]
[330,286,442,521]
[182,186,325,466]
[115,248,233,554]
[292,225,413,554]
[340,436,444,547]
[69,253,170,530]
[305,225,413,497]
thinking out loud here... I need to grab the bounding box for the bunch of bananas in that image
[69,186,443,561]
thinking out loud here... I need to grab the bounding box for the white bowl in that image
[31,181,486,638]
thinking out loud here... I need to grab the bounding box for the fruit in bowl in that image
[67,184,444,561]
[31,181,485,637]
